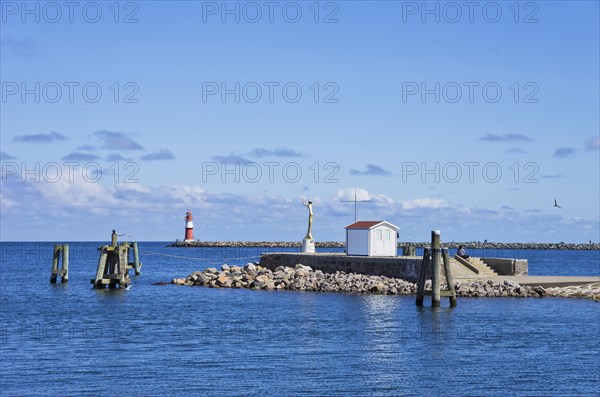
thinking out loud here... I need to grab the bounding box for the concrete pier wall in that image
[259,253,527,281]
[260,253,427,282]
[482,258,528,276]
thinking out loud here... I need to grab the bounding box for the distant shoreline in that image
[170,241,600,250]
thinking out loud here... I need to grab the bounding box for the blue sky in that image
[1,0,599,242]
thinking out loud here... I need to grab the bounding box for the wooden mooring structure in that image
[416,230,457,307]
[91,230,141,289]
[50,244,69,283]
[402,245,416,256]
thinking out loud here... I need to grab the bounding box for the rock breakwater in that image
[170,241,342,248]
[170,263,599,300]
[545,283,600,301]
[172,263,416,295]
[453,280,545,298]
[170,241,599,250]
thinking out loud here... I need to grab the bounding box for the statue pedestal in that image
[301,238,315,253]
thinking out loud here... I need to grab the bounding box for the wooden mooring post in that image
[442,248,458,307]
[91,231,131,289]
[415,248,430,306]
[111,229,118,247]
[50,244,69,283]
[415,230,457,307]
[431,230,441,306]
[402,245,416,256]
[128,241,142,275]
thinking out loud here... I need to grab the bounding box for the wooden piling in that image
[402,245,416,256]
[92,238,131,289]
[415,231,457,307]
[431,230,441,307]
[50,245,60,283]
[50,244,69,283]
[111,230,118,247]
[118,244,129,286]
[442,248,457,307]
[131,241,141,275]
[94,248,108,288]
[416,248,430,306]
[108,247,119,289]
[61,244,69,283]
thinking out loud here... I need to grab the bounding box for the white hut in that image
[345,221,399,257]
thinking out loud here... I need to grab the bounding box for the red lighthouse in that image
[184,211,195,242]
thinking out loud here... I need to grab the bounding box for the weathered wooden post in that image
[107,246,118,289]
[118,244,129,286]
[416,232,457,307]
[94,247,108,288]
[431,230,441,307]
[402,245,415,256]
[50,244,69,283]
[442,248,457,307]
[416,248,430,306]
[61,244,69,283]
[132,241,141,275]
[111,230,118,247]
[50,245,60,283]
[92,231,131,289]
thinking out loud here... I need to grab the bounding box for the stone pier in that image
[260,253,425,282]
[259,252,528,283]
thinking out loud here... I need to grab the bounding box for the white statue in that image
[303,200,313,240]
[302,200,315,253]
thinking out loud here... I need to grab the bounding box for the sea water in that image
[1,243,598,396]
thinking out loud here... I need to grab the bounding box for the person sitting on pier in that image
[457,245,470,261]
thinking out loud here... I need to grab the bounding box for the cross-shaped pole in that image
[340,188,372,222]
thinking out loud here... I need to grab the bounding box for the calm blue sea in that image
[1,242,599,397]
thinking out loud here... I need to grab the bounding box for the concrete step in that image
[470,258,497,276]
[450,256,497,278]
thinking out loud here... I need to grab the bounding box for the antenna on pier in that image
[340,188,372,222]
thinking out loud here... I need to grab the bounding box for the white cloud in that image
[333,187,374,202]
[400,198,449,210]
[1,180,598,242]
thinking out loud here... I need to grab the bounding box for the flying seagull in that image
[554,199,561,208]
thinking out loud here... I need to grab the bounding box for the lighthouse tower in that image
[184,211,195,242]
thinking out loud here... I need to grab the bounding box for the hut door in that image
[372,228,385,256]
